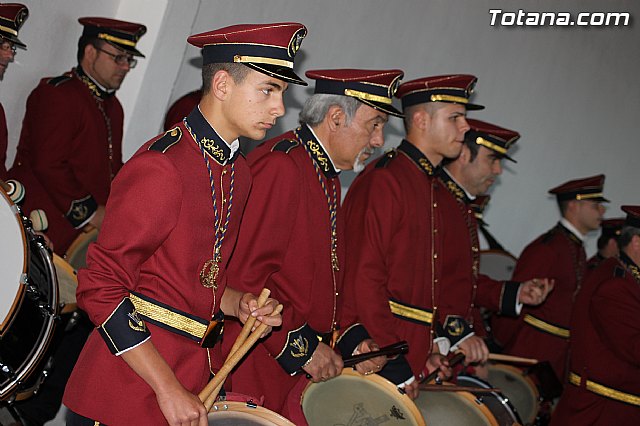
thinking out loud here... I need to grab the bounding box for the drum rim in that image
[208,400,295,425]
[417,382,500,426]
[0,236,60,400]
[302,368,426,426]
[0,190,28,335]
[456,374,522,424]
[488,363,541,424]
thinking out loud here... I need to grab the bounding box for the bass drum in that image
[65,228,98,270]
[209,401,294,426]
[415,383,499,426]
[301,368,425,425]
[456,374,523,426]
[0,190,60,401]
[479,250,517,282]
[487,364,540,426]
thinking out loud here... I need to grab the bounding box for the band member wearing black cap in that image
[0,2,28,180]
[8,17,146,254]
[62,22,306,425]
[492,174,607,383]
[224,68,403,421]
[8,15,146,426]
[439,119,553,365]
[551,206,640,426]
[342,74,481,399]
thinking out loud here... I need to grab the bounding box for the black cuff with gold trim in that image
[275,323,321,375]
[98,297,151,356]
[442,315,473,348]
[335,323,370,358]
[65,195,98,229]
[378,354,413,385]
[499,281,521,317]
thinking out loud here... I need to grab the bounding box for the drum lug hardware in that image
[0,361,17,379]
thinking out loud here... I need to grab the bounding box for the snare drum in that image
[52,253,78,314]
[301,368,425,425]
[0,190,60,401]
[415,383,499,426]
[487,364,539,426]
[457,374,523,426]
[209,400,295,425]
[65,227,98,270]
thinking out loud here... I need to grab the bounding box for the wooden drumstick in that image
[488,353,538,365]
[200,304,283,411]
[421,351,466,384]
[227,288,271,359]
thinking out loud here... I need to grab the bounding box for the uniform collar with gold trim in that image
[296,124,340,178]
[560,218,586,243]
[185,107,240,166]
[75,66,114,100]
[439,167,474,204]
[619,251,640,283]
[557,220,584,246]
[397,139,438,177]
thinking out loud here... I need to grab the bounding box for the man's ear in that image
[84,43,98,62]
[211,69,232,101]
[412,107,429,131]
[327,105,344,131]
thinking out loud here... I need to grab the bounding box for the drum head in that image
[415,387,498,426]
[302,369,425,426]
[53,253,78,314]
[0,191,27,333]
[209,401,294,425]
[65,228,98,270]
[479,250,517,281]
[457,375,522,426]
[487,364,539,425]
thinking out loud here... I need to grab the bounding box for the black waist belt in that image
[388,298,433,326]
[130,292,223,348]
[569,372,640,406]
[523,314,570,338]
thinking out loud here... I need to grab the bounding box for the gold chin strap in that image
[430,94,469,104]
[476,137,508,154]
[576,193,603,201]
[344,89,392,105]
[234,55,293,69]
[98,33,136,47]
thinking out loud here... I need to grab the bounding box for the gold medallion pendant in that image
[200,259,220,289]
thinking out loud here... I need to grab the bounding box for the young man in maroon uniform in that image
[439,119,553,369]
[224,68,403,421]
[62,22,307,425]
[492,174,607,382]
[0,3,28,180]
[8,17,145,254]
[551,206,640,425]
[342,75,486,399]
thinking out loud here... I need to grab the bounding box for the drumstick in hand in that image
[227,288,271,359]
[200,304,283,411]
[488,353,538,365]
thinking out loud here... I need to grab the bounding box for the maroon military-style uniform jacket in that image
[551,254,640,425]
[9,67,124,253]
[225,124,368,419]
[63,108,251,425]
[341,140,445,385]
[492,222,586,381]
[437,170,521,341]
[0,103,7,179]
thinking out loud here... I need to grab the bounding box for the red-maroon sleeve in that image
[77,151,181,326]
[0,103,7,179]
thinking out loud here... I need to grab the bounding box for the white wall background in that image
[2,0,639,264]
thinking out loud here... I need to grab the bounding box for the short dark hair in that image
[596,233,618,250]
[77,35,102,63]
[618,226,640,249]
[557,199,570,215]
[202,63,250,94]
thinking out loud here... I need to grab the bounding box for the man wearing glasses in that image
[8,17,146,255]
[8,17,146,426]
[0,3,28,180]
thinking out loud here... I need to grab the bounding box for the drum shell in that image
[208,400,294,425]
[456,374,523,426]
[415,383,499,426]
[487,364,540,426]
